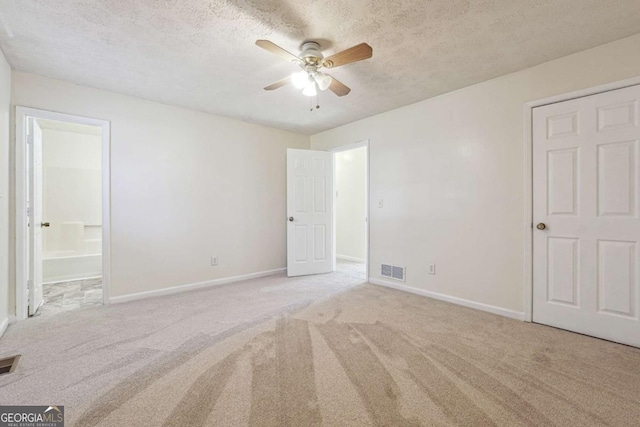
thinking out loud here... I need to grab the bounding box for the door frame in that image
[523,76,640,322]
[329,140,370,282]
[15,107,111,321]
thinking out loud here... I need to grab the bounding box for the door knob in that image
[41,222,50,228]
[536,223,546,230]
[288,217,294,222]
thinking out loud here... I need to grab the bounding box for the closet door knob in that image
[41,222,50,228]
[289,217,294,222]
[536,223,546,230]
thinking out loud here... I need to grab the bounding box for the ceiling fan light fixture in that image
[291,70,308,89]
[258,39,372,98]
[314,72,332,91]
[302,81,317,97]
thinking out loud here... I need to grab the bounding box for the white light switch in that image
[378,199,384,208]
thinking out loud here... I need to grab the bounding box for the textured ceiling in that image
[0,1,639,135]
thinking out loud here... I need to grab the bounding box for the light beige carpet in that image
[1,265,639,426]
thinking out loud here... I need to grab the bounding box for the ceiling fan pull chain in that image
[306,91,321,112]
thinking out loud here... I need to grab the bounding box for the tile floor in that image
[37,278,103,317]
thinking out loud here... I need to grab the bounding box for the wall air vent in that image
[381,264,392,277]
[381,264,405,281]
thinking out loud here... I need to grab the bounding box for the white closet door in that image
[533,84,640,347]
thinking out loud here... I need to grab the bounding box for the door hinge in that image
[26,280,32,314]
[26,206,31,216]
[27,134,34,145]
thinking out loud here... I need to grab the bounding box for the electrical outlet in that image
[211,256,219,266]
[428,264,436,275]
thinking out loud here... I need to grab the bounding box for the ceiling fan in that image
[256,39,373,97]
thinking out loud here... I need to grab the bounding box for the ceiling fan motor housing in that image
[300,41,323,65]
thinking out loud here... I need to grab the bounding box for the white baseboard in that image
[43,275,102,286]
[369,278,525,321]
[336,254,366,263]
[110,268,286,304]
[0,317,9,338]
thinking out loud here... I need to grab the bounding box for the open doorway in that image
[15,108,110,320]
[332,141,368,281]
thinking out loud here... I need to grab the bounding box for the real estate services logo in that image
[0,406,64,427]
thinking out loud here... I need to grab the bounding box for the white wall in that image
[311,33,640,315]
[41,126,102,256]
[10,72,309,310]
[335,147,366,262]
[0,49,10,333]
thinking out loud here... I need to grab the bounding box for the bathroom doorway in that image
[332,141,369,281]
[15,108,110,319]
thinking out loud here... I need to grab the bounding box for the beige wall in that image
[0,49,9,330]
[10,72,309,310]
[7,32,640,319]
[335,147,366,261]
[311,33,640,315]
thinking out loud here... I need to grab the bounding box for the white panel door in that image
[533,84,640,347]
[28,118,44,316]
[287,149,333,277]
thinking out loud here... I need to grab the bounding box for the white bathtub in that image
[43,253,102,283]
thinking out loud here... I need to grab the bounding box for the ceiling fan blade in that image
[264,76,290,91]
[327,75,351,96]
[322,43,372,68]
[255,40,300,63]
